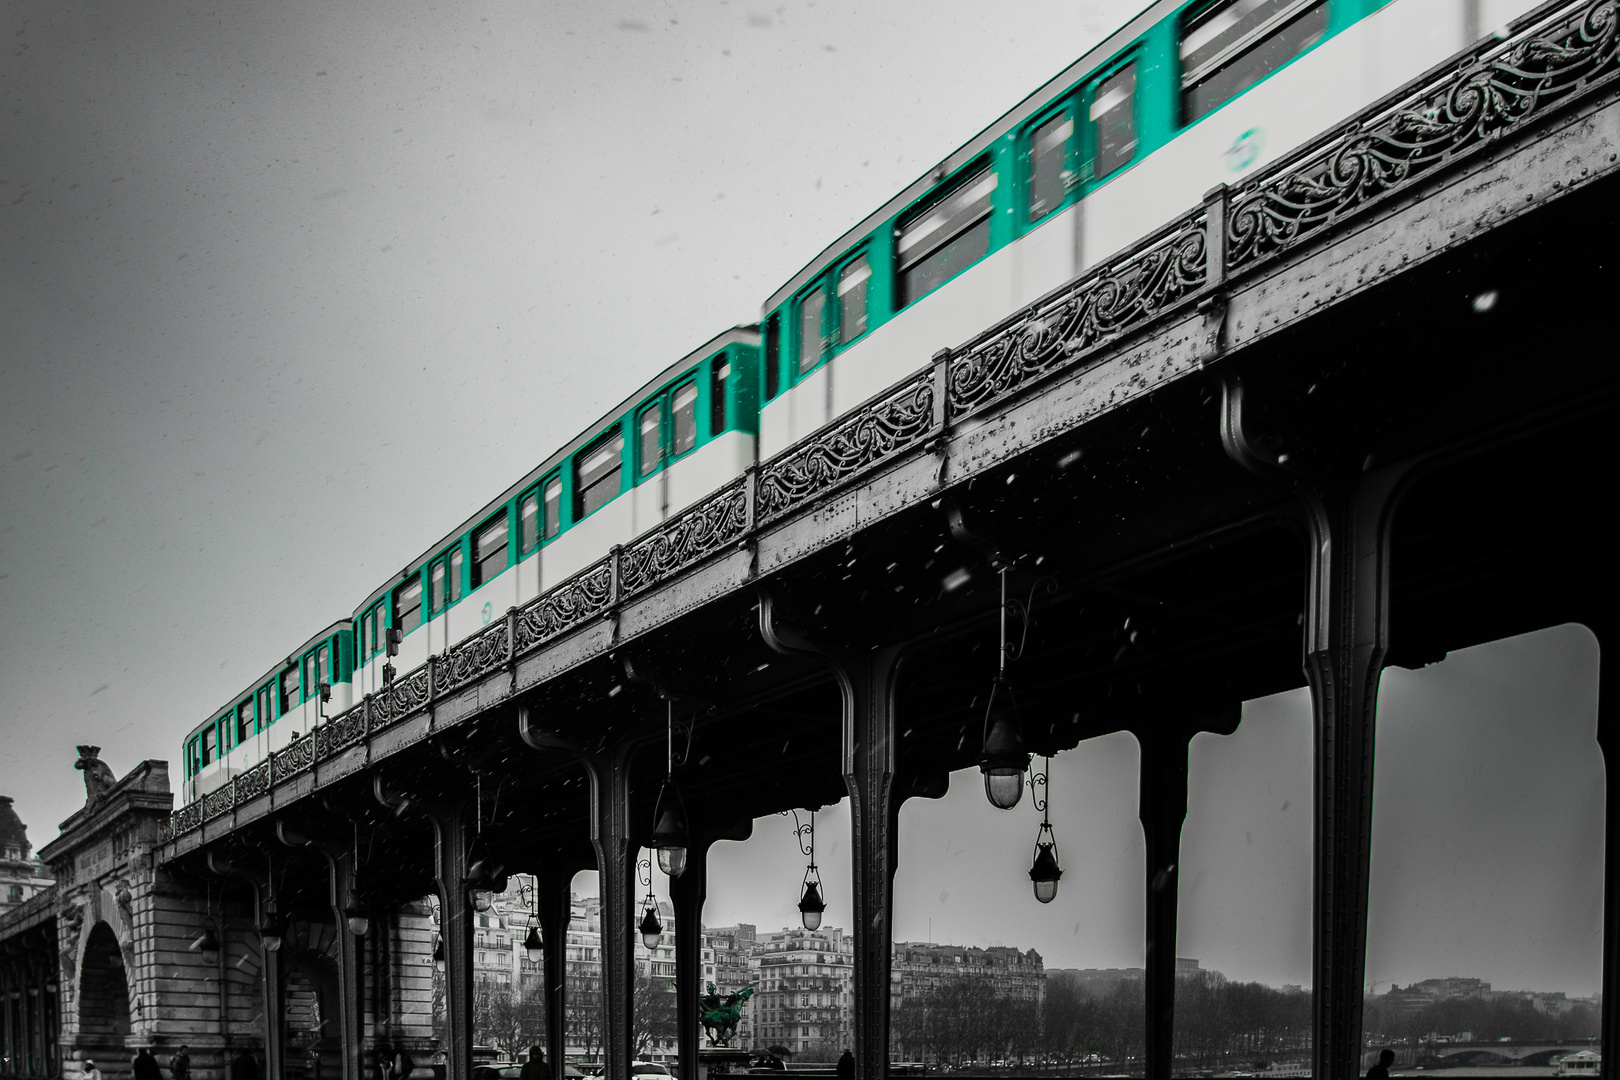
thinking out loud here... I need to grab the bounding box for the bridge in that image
[5,2,1620,1079]
[1429,1042,1595,1066]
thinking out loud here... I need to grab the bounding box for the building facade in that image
[746,927,853,1059]
[0,800,52,918]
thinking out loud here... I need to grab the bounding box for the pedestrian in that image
[82,1059,103,1080]
[1366,1048,1396,1080]
[133,1047,164,1080]
[837,1050,854,1080]
[231,1049,261,1080]
[521,1046,552,1080]
[170,1045,192,1080]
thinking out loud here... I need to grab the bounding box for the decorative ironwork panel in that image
[620,481,749,596]
[948,215,1208,415]
[514,560,615,652]
[1228,0,1620,269]
[170,801,202,838]
[321,703,369,756]
[439,620,510,695]
[757,373,935,522]
[272,732,316,783]
[370,666,431,729]
[202,783,234,822]
[236,761,271,802]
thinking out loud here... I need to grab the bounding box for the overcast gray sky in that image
[0,2,1604,996]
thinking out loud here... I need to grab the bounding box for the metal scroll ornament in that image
[441,620,509,694]
[620,481,749,596]
[757,372,935,521]
[514,560,614,651]
[1227,0,1620,268]
[949,218,1207,414]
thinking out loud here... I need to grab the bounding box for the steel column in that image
[594,743,637,1080]
[330,849,367,1080]
[672,840,709,1079]
[1221,377,1408,1080]
[431,807,476,1080]
[758,591,905,1080]
[536,863,578,1076]
[1137,726,1192,1080]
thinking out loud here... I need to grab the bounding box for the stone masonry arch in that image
[74,921,129,1070]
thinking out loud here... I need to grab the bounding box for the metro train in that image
[180,0,1540,805]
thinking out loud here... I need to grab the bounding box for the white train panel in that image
[541,492,636,589]
[667,431,755,517]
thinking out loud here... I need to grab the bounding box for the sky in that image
[0,2,1605,997]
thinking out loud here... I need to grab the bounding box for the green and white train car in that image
[181,622,355,804]
[756,0,1541,456]
[177,0,1539,805]
[349,329,759,697]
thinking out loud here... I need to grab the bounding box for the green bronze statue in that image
[698,982,756,1047]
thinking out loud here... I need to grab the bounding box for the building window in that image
[7,886,20,903]
[542,476,562,540]
[281,667,301,712]
[1180,0,1327,124]
[519,492,539,556]
[1028,111,1073,221]
[576,431,624,518]
[797,287,825,375]
[1091,63,1138,178]
[896,166,997,306]
[394,577,423,635]
[671,381,698,457]
[473,514,509,588]
[837,256,870,343]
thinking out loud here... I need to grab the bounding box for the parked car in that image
[472,1066,523,1080]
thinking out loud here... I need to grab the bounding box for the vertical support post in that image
[1220,378,1408,1080]
[590,744,637,1080]
[1591,619,1620,1080]
[537,864,578,1078]
[430,807,475,1080]
[1301,471,1404,1080]
[758,593,908,1080]
[1137,726,1192,1080]
[329,851,367,1080]
[672,841,709,1080]
[262,920,286,1080]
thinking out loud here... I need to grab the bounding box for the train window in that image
[1091,64,1138,179]
[449,550,464,602]
[672,381,698,456]
[281,667,300,712]
[543,476,562,540]
[430,559,447,614]
[201,727,216,766]
[303,653,317,695]
[394,577,423,634]
[473,514,509,588]
[897,166,997,306]
[711,359,729,435]
[236,701,253,744]
[576,431,624,518]
[519,492,539,556]
[798,288,825,374]
[1028,111,1073,221]
[1180,0,1327,124]
[317,644,331,684]
[838,256,870,344]
[257,687,272,730]
[639,403,664,478]
[763,315,782,401]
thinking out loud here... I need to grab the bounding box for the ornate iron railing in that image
[166,0,1618,843]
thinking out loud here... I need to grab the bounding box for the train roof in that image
[182,619,353,741]
[352,324,761,616]
[762,0,1173,312]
